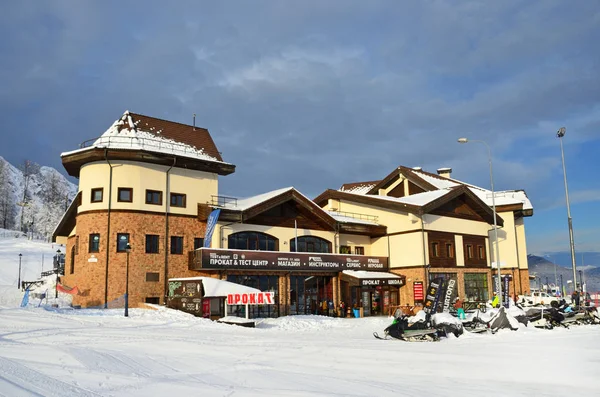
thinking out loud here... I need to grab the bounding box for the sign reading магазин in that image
[192,248,389,272]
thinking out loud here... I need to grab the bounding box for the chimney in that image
[437,167,452,178]
[193,113,196,131]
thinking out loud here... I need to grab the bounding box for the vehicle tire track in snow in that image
[67,347,152,378]
[0,356,100,397]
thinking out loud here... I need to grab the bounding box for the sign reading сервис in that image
[192,248,389,272]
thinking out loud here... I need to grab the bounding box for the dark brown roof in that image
[339,180,381,191]
[129,112,224,162]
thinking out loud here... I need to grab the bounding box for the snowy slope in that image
[0,236,599,396]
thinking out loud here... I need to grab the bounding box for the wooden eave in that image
[366,166,438,195]
[61,148,235,178]
[421,185,504,227]
[338,223,387,238]
[313,189,423,214]
[52,191,81,241]
[219,189,337,231]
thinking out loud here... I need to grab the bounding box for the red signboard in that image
[226,292,275,305]
[413,282,424,302]
[202,299,210,318]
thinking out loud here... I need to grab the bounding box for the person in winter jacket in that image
[492,293,500,308]
[453,298,466,319]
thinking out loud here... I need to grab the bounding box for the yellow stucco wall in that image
[77,161,218,216]
[215,223,337,252]
[422,214,490,236]
[514,216,529,270]
[328,200,420,234]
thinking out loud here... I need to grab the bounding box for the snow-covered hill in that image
[0,156,77,239]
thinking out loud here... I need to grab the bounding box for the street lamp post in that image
[125,243,131,317]
[557,127,578,292]
[18,253,22,290]
[458,138,503,302]
[55,249,61,299]
[560,274,564,297]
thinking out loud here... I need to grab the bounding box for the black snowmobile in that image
[526,307,566,329]
[373,313,440,342]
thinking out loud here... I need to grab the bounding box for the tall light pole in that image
[18,253,22,290]
[557,127,578,292]
[125,243,131,317]
[458,138,502,303]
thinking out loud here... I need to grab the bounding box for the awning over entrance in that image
[341,270,406,287]
[169,277,261,298]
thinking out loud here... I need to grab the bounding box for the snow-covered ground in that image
[1,236,599,396]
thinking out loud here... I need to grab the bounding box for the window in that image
[70,246,75,275]
[145,190,162,205]
[289,236,331,253]
[431,242,439,257]
[446,243,454,258]
[117,233,130,252]
[146,272,160,282]
[145,297,160,304]
[91,188,103,203]
[464,273,489,302]
[194,237,204,250]
[229,232,279,251]
[170,236,184,254]
[466,244,473,259]
[89,234,100,253]
[478,245,485,260]
[145,235,159,254]
[118,188,133,203]
[340,245,351,254]
[354,246,365,255]
[170,193,186,207]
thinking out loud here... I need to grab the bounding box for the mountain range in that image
[527,254,600,293]
[0,156,77,239]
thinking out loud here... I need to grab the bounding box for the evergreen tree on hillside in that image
[17,160,40,232]
[0,160,16,229]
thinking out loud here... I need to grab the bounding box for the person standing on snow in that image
[492,292,500,308]
[453,298,466,320]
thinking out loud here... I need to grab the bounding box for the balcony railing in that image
[79,135,211,159]
[330,210,378,223]
[211,195,238,208]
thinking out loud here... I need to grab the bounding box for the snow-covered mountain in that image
[527,254,600,292]
[0,156,76,239]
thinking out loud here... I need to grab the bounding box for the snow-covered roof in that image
[61,111,231,165]
[342,270,402,279]
[339,181,380,194]
[168,277,261,297]
[326,211,380,226]
[222,187,295,211]
[412,169,460,189]
[338,188,451,207]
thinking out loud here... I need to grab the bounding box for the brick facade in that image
[63,210,208,308]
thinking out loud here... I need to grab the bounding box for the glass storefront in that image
[464,273,489,302]
[289,275,334,316]
[226,275,280,318]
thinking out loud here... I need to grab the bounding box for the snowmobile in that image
[373,313,440,342]
[526,307,566,329]
[461,311,489,334]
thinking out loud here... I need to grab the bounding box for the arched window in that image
[290,236,332,253]
[70,246,75,274]
[228,232,279,251]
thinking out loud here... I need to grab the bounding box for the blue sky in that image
[0,1,598,258]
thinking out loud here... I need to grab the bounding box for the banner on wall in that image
[441,278,458,313]
[413,282,424,302]
[203,209,221,248]
[423,277,443,315]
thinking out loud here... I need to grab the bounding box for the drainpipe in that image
[514,218,522,294]
[420,215,428,283]
[104,149,114,308]
[163,158,176,304]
